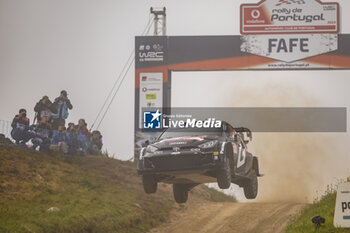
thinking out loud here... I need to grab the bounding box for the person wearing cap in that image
[51,90,73,130]
[34,95,56,123]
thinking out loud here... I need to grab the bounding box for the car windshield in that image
[159,127,224,140]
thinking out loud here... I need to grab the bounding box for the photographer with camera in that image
[51,90,73,130]
[11,108,32,144]
[34,95,56,123]
[11,108,30,127]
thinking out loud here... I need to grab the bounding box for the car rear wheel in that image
[173,184,189,203]
[142,174,157,194]
[217,157,231,189]
[243,169,258,199]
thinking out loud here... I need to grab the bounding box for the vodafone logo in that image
[251,9,260,19]
[244,7,267,24]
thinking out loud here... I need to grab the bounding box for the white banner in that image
[334,183,350,228]
[241,34,338,63]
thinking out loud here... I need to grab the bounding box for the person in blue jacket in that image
[50,125,68,154]
[65,123,79,154]
[51,90,73,130]
[88,130,103,154]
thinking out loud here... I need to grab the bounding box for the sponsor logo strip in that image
[243,25,336,32]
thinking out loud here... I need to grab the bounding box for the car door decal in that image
[220,142,226,155]
[237,144,246,168]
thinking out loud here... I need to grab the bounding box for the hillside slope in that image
[0,145,234,233]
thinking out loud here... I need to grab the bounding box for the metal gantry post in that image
[150,7,166,36]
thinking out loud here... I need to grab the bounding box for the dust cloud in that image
[253,133,337,203]
[223,81,348,203]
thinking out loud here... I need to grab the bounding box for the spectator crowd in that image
[11,90,103,155]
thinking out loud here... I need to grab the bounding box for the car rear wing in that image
[233,127,252,141]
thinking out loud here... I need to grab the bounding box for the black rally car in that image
[137,122,262,203]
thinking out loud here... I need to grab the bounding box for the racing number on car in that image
[237,143,246,168]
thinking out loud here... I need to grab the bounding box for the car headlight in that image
[198,140,218,149]
[146,145,158,153]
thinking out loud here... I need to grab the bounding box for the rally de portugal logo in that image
[240,0,339,35]
[143,110,162,129]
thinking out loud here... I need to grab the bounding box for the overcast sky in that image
[1,0,350,161]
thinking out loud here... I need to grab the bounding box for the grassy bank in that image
[0,145,235,233]
[286,187,350,233]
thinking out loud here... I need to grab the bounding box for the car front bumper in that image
[137,151,225,175]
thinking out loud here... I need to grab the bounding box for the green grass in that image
[0,174,171,233]
[0,145,236,233]
[0,146,172,233]
[286,188,350,233]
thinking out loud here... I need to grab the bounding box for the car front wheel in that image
[142,174,157,194]
[217,157,231,189]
